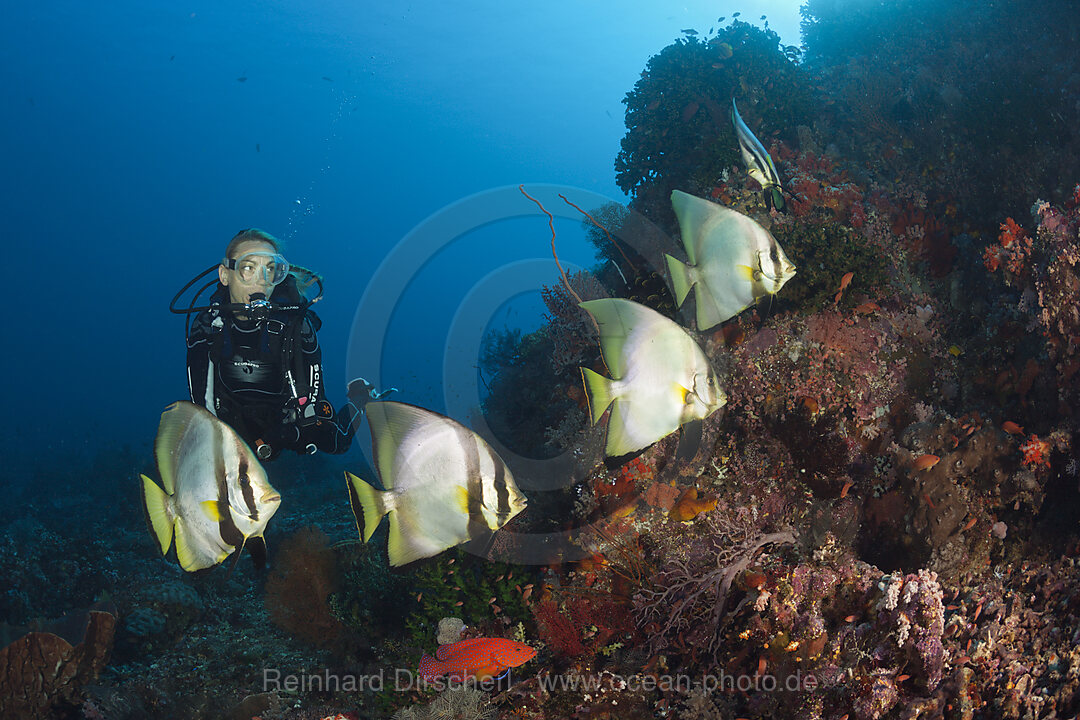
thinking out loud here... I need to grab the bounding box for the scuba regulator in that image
[244,292,274,322]
[170,263,323,341]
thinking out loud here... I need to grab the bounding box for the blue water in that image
[0,0,801,476]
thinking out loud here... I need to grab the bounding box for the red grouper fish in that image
[418,638,537,682]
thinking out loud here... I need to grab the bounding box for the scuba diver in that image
[173,228,363,461]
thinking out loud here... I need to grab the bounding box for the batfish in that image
[346,401,527,567]
[666,189,796,330]
[579,298,726,457]
[141,401,281,572]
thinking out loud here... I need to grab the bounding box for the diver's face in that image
[219,240,277,304]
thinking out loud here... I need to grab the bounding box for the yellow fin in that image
[581,367,616,424]
[173,518,200,572]
[676,384,690,404]
[665,253,695,307]
[201,500,225,522]
[140,474,174,556]
[154,401,205,495]
[346,471,390,543]
[736,264,756,281]
[456,484,471,514]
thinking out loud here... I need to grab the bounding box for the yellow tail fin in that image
[665,253,695,307]
[140,474,174,556]
[581,367,616,425]
[346,471,390,543]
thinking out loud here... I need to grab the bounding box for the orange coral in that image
[597,457,651,499]
[1019,434,1051,468]
[983,217,1032,276]
[531,600,586,657]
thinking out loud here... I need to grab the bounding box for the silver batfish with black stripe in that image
[579,298,727,457]
[141,401,281,572]
[346,401,527,567]
[666,189,796,330]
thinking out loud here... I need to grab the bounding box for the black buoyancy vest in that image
[209,278,319,403]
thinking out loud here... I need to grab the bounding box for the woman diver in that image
[175,228,360,460]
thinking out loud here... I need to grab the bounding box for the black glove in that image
[346,377,398,409]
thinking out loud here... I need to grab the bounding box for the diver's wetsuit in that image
[186,285,355,460]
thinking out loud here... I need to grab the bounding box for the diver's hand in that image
[347,378,376,403]
[347,377,398,406]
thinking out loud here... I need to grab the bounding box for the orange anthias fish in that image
[834,271,854,303]
[1002,421,1024,435]
[913,454,940,471]
[418,638,537,682]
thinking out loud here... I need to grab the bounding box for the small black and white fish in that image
[666,190,796,329]
[141,402,281,572]
[732,98,785,212]
[346,402,527,567]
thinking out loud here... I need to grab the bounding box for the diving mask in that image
[223,251,290,286]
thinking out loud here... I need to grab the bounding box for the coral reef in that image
[329,530,410,654]
[402,550,536,650]
[616,21,813,225]
[635,512,796,661]
[539,270,604,376]
[771,218,888,314]
[532,591,637,661]
[472,12,1080,716]
[801,0,1080,224]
